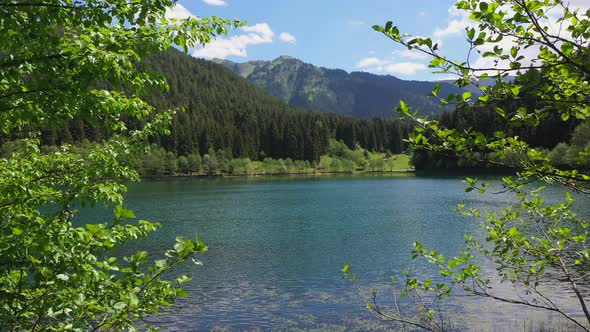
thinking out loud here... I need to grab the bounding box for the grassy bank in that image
[144,154,414,179]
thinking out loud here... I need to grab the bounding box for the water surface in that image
[107,175,589,331]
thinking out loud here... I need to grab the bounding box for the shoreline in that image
[139,167,519,181]
[141,169,416,180]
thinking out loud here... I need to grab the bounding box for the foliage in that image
[84,140,410,177]
[0,1,239,330]
[413,75,581,171]
[347,0,590,330]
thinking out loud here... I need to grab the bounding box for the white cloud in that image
[279,32,297,44]
[433,6,473,39]
[566,0,590,11]
[356,57,426,76]
[356,57,387,68]
[242,23,273,37]
[383,62,427,75]
[165,3,196,20]
[192,23,275,59]
[393,49,428,60]
[435,74,462,82]
[433,19,469,38]
[202,0,228,6]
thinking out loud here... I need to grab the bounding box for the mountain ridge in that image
[214,56,465,118]
[137,49,412,160]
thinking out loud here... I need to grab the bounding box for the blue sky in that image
[170,0,585,81]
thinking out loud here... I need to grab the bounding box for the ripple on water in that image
[106,176,590,331]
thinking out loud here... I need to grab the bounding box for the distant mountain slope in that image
[215,56,465,118]
[138,50,412,159]
[39,50,413,160]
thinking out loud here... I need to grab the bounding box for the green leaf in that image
[508,228,519,237]
[448,259,458,269]
[561,42,574,55]
[479,94,491,102]
[155,259,167,270]
[479,2,488,11]
[113,302,127,310]
[562,112,570,121]
[56,274,69,281]
[510,46,518,58]
[431,84,441,97]
[129,293,139,306]
[115,205,136,219]
[86,224,101,233]
[399,100,409,113]
[510,85,521,96]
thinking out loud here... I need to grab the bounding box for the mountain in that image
[136,50,412,159]
[214,56,465,118]
[40,49,413,161]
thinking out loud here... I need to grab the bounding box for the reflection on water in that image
[89,175,590,331]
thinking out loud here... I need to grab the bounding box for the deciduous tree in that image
[347,0,590,330]
[0,1,239,330]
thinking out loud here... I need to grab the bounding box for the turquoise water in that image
[108,175,588,331]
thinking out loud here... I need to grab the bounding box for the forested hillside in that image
[217,56,465,118]
[35,49,413,162]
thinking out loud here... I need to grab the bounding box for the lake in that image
[110,175,589,331]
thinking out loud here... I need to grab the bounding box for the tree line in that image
[5,139,410,178]
[137,138,411,176]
